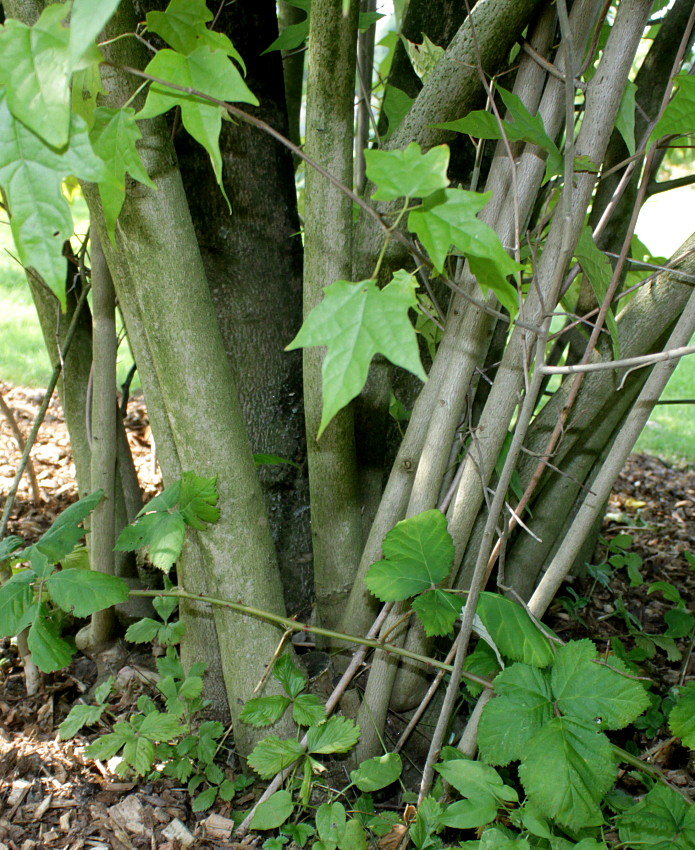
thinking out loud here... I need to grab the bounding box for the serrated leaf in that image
[552,640,650,729]
[27,609,74,672]
[408,189,521,314]
[463,641,501,697]
[381,86,414,141]
[94,676,114,705]
[192,786,218,812]
[364,509,454,602]
[307,716,360,754]
[412,588,461,636]
[58,703,105,739]
[115,511,186,573]
[273,653,306,698]
[240,695,291,727]
[90,107,156,241]
[45,569,129,617]
[650,75,695,144]
[618,784,695,850]
[519,717,615,830]
[69,0,120,69]
[138,481,180,516]
[146,0,245,69]
[574,226,619,360]
[477,663,553,765]
[438,796,499,829]
[669,682,695,748]
[85,731,127,761]
[29,491,104,564]
[126,617,162,644]
[0,571,34,637]
[137,46,257,198]
[152,592,179,623]
[476,592,553,667]
[364,142,449,201]
[293,693,326,727]
[0,535,23,562]
[139,711,183,741]
[178,472,220,529]
[122,735,156,777]
[286,271,426,437]
[403,34,443,84]
[317,802,346,847]
[350,752,403,792]
[282,822,315,846]
[435,759,518,804]
[251,790,295,830]
[248,736,305,778]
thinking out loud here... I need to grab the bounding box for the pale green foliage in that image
[364,142,450,201]
[650,75,695,144]
[287,271,427,436]
[669,682,695,748]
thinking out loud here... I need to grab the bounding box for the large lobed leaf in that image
[617,784,695,850]
[45,569,129,617]
[364,142,450,201]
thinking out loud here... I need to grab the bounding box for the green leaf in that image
[669,682,695,748]
[58,703,105,739]
[435,759,518,804]
[115,511,186,573]
[408,189,521,315]
[251,790,294,830]
[350,752,403,792]
[438,796,499,829]
[292,693,326,727]
[253,453,300,469]
[359,11,384,31]
[93,676,114,706]
[317,802,346,848]
[477,827,530,849]
[247,737,305,778]
[45,570,129,617]
[240,695,291,727]
[409,796,442,850]
[648,580,684,605]
[403,34,444,84]
[615,80,637,156]
[178,472,220,529]
[273,653,307,698]
[27,609,74,672]
[618,784,695,850]
[85,730,128,761]
[263,0,310,54]
[152,592,179,623]
[137,46,258,198]
[31,491,104,564]
[551,640,650,729]
[574,227,619,360]
[463,641,501,697]
[381,86,414,141]
[434,109,500,139]
[338,819,367,850]
[122,735,156,777]
[412,589,461,636]
[477,663,553,765]
[0,535,23,563]
[146,0,245,69]
[69,0,120,69]
[281,823,315,847]
[364,509,454,602]
[286,271,426,437]
[364,142,450,201]
[650,75,695,144]
[90,107,156,241]
[307,716,360,754]
[0,571,34,637]
[139,712,183,741]
[125,617,162,644]
[192,786,218,812]
[664,607,694,638]
[476,592,553,667]
[519,717,615,830]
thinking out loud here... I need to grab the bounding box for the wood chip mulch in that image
[0,384,693,848]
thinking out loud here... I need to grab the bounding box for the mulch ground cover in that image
[0,383,693,848]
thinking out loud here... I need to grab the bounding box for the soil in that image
[0,384,693,848]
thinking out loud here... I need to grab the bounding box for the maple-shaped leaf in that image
[364,142,450,201]
[90,106,157,241]
[137,46,258,200]
[286,270,426,437]
[115,511,186,573]
[69,0,120,70]
[412,588,461,636]
[618,784,695,850]
[146,0,245,70]
[0,95,106,307]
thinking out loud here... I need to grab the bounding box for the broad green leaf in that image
[669,682,695,748]
[650,75,695,144]
[617,784,695,850]
[71,63,105,128]
[115,511,186,573]
[251,790,295,830]
[239,695,291,727]
[477,827,530,849]
[519,717,615,830]
[293,693,326,726]
[463,641,501,697]
[364,509,454,602]
[178,472,220,529]
[408,189,521,315]
[0,535,23,563]
[139,711,183,741]
[273,653,307,698]
[615,80,637,156]
[477,663,553,765]
[403,34,444,84]
[287,271,426,437]
[27,609,74,672]
[263,0,310,53]
[552,640,650,729]
[359,12,384,31]
[317,802,346,848]
[248,736,305,778]
[412,588,461,636]
[435,759,518,804]
[137,480,180,516]
[146,0,245,69]
[90,107,156,241]
[364,142,450,201]
[434,110,500,139]
[192,786,218,812]
[350,752,403,792]
[85,730,128,761]
[438,797,499,829]
[152,592,179,623]
[58,703,105,739]
[45,569,129,617]
[338,819,367,850]
[94,676,115,705]
[122,735,156,777]
[69,0,120,69]
[664,607,694,638]
[29,490,104,563]
[0,571,34,637]
[253,453,301,469]
[574,227,619,360]
[409,796,442,850]
[381,86,414,141]
[476,592,553,667]
[307,716,360,754]
[125,617,162,644]
[138,46,258,196]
